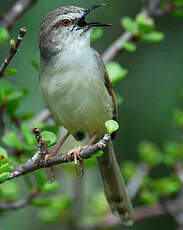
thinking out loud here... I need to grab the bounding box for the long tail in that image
[97,140,133,225]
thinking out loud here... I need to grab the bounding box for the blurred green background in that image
[1,0,183,229]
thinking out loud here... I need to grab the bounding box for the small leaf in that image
[93,150,104,158]
[35,171,48,190]
[4,68,17,76]
[0,181,18,200]
[20,122,37,146]
[136,13,155,33]
[41,131,57,147]
[42,181,59,192]
[162,142,182,166]
[105,120,119,134]
[153,176,181,196]
[139,189,159,205]
[138,141,162,166]
[141,31,164,42]
[9,39,15,46]
[173,109,183,126]
[121,17,139,35]
[0,147,8,164]
[2,131,23,150]
[123,41,137,52]
[0,163,11,174]
[121,161,137,181]
[91,28,103,43]
[17,111,35,121]
[0,172,12,183]
[0,28,9,46]
[106,62,128,84]
[32,198,51,207]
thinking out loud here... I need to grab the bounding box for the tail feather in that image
[97,140,133,225]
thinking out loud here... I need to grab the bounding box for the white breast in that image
[40,39,113,138]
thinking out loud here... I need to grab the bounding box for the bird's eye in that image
[61,19,71,27]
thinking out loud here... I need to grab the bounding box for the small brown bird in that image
[39,3,133,224]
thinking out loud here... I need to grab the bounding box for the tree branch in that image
[0,189,39,211]
[71,196,183,230]
[0,0,38,31]
[0,27,27,78]
[1,134,111,184]
[127,163,150,199]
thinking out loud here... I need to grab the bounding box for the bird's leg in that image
[45,131,70,182]
[45,131,70,160]
[67,133,98,177]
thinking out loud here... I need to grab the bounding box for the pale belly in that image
[40,69,113,139]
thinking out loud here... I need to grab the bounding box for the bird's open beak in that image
[77,3,112,28]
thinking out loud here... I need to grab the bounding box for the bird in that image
[39,3,133,225]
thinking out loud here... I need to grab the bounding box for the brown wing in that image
[104,70,118,122]
[92,49,118,132]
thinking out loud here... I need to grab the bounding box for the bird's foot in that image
[67,146,88,178]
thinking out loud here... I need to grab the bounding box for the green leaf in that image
[106,62,128,84]
[42,181,59,192]
[153,176,181,196]
[41,131,57,147]
[141,31,164,42]
[0,147,8,164]
[50,195,72,211]
[162,142,183,166]
[2,131,23,150]
[17,111,35,121]
[0,172,12,183]
[136,13,155,33]
[121,161,137,181]
[91,28,103,43]
[9,39,15,46]
[32,198,51,207]
[0,181,18,200]
[123,41,137,52]
[0,163,11,174]
[173,109,183,126]
[139,189,159,205]
[121,17,139,35]
[35,171,48,190]
[105,120,119,134]
[20,122,37,146]
[4,68,17,76]
[0,80,26,115]
[93,150,104,158]
[138,141,162,166]
[0,80,14,104]
[0,28,9,46]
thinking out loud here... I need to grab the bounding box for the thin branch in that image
[29,108,52,128]
[0,189,39,211]
[0,0,38,31]
[1,134,110,184]
[0,102,7,136]
[127,163,150,199]
[102,32,132,64]
[0,27,27,78]
[72,197,183,230]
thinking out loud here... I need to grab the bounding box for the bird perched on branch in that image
[39,3,133,225]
